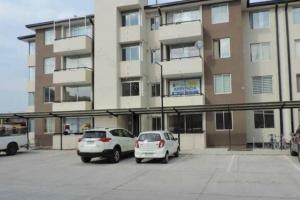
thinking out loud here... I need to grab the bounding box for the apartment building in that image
[17,0,300,150]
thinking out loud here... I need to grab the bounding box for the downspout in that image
[89,17,95,127]
[285,3,295,133]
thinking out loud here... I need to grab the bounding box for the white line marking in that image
[227,155,236,172]
[284,155,300,171]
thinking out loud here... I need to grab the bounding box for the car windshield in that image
[83,131,106,138]
[138,133,161,142]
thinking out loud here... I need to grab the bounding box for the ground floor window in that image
[215,112,232,130]
[168,114,203,133]
[29,119,35,133]
[152,117,161,131]
[254,110,274,129]
[44,118,55,134]
[64,117,92,135]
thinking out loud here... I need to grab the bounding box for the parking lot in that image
[1,149,300,200]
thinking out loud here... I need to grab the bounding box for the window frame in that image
[121,44,141,61]
[28,92,35,106]
[121,10,140,27]
[43,87,55,104]
[254,110,275,129]
[211,3,229,24]
[44,57,55,74]
[293,7,300,24]
[44,28,55,45]
[250,10,270,30]
[63,85,92,102]
[252,75,273,95]
[215,111,233,131]
[250,42,271,63]
[150,16,160,31]
[44,118,55,134]
[151,83,161,97]
[121,80,140,97]
[28,41,36,56]
[213,38,231,59]
[167,113,203,134]
[166,8,201,25]
[168,78,202,96]
[295,39,300,58]
[213,74,232,95]
[152,117,162,131]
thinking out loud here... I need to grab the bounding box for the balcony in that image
[27,55,35,66]
[120,61,143,78]
[119,26,142,43]
[120,96,145,109]
[53,101,92,112]
[26,81,35,92]
[164,95,204,107]
[53,68,92,85]
[53,35,92,56]
[159,20,202,44]
[161,56,203,78]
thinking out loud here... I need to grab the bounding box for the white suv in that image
[77,128,135,163]
[135,131,180,164]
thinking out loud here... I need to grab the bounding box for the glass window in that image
[44,57,55,74]
[28,92,35,106]
[152,117,161,131]
[44,118,55,134]
[214,74,232,95]
[254,110,274,129]
[83,131,106,138]
[166,9,200,24]
[168,114,203,133]
[45,28,54,45]
[65,25,92,38]
[29,119,35,133]
[252,76,273,95]
[151,16,160,30]
[297,75,300,92]
[250,11,270,29]
[64,55,92,69]
[122,45,140,61]
[151,49,161,64]
[29,67,35,81]
[296,40,300,58]
[122,11,139,26]
[44,87,55,103]
[138,133,161,142]
[214,38,231,59]
[169,44,199,60]
[293,7,300,24]
[64,85,91,102]
[211,3,229,24]
[29,41,35,56]
[169,79,201,96]
[151,83,160,97]
[64,117,92,134]
[216,112,232,130]
[250,42,271,62]
[122,81,140,96]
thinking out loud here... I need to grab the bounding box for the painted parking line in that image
[226,155,236,172]
[284,155,300,171]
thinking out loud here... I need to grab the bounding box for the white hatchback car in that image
[135,131,180,164]
[77,128,135,163]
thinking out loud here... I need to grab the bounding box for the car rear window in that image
[138,133,161,142]
[83,131,106,138]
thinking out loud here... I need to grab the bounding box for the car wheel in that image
[6,143,18,156]
[110,148,121,163]
[81,157,91,163]
[174,148,180,158]
[290,144,298,156]
[135,158,142,164]
[162,152,169,164]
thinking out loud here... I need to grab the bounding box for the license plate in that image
[87,141,94,144]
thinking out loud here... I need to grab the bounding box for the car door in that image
[163,132,172,152]
[110,129,125,151]
[116,129,129,152]
[168,133,178,154]
[122,129,135,151]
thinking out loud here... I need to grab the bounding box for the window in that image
[250,11,270,29]
[213,38,231,59]
[168,114,203,133]
[293,7,300,24]
[45,28,54,45]
[151,16,160,30]
[29,119,35,133]
[29,67,35,81]
[250,42,271,62]
[169,44,199,60]
[29,41,35,56]
[65,25,92,38]
[254,110,274,129]
[44,87,55,103]
[166,9,200,24]
[152,117,161,131]
[214,74,232,95]
[169,78,201,96]
[44,118,55,134]
[44,57,55,74]
[122,11,139,26]
[28,92,35,106]
[64,117,92,134]
[151,83,160,97]
[64,55,92,69]
[252,76,273,95]
[122,81,140,96]
[296,40,300,58]
[297,75,300,92]
[216,112,232,130]
[64,85,91,102]
[122,44,140,61]
[211,3,229,24]
[151,49,161,64]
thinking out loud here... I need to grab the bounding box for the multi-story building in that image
[17,0,300,150]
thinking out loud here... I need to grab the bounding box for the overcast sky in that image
[0,0,271,113]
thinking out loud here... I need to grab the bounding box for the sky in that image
[0,0,271,113]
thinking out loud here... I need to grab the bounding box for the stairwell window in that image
[214,74,232,95]
[252,76,273,95]
[150,16,160,30]
[293,7,300,24]
[44,57,55,74]
[215,112,232,130]
[250,42,271,62]
[211,3,229,24]
[28,92,35,106]
[213,38,231,59]
[29,41,35,56]
[122,80,140,96]
[151,49,161,64]
[45,28,54,45]
[44,87,55,103]
[122,10,140,27]
[29,67,35,81]
[151,83,160,97]
[250,11,270,29]
[254,110,274,129]
[122,44,140,61]
[296,40,300,58]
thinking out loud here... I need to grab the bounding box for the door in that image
[168,133,178,154]
[163,132,173,153]
[132,114,140,137]
[121,129,135,152]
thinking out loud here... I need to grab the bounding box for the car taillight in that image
[78,138,83,142]
[99,137,112,143]
[135,140,139,148]
[159,139,165,148]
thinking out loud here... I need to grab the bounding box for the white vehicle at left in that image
[0,133,27,156]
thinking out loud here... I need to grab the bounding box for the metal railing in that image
[162,55,201,61]
[55,34,93,41]
[161,19,201,26]
[54,67,93,72]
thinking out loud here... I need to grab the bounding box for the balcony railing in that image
[161,19,201,26]
[54,67,93,72]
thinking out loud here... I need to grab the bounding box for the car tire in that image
[6,143,18,156]
[162,152,169,164]
[110,148,121,163]
[290,144,298,156]
[135,158,142,164]
[174,148,180,158]
[81,157,91,163]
